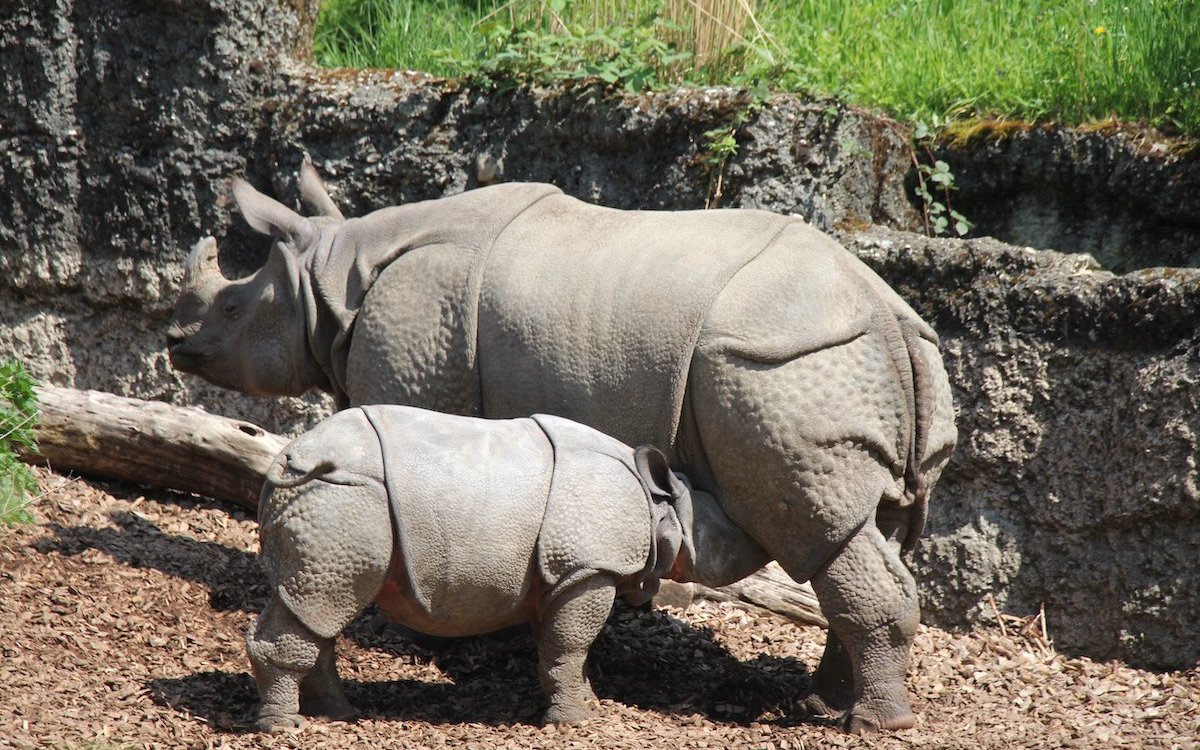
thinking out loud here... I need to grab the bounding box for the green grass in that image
[315,0,497,71]
[760,0,1200,134]
[314,0,1200,135]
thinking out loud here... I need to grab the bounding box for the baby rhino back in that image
[362,406,554,636]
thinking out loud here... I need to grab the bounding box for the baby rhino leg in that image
[299,636,355,721]
[536,576,617,725]
[246,596,354,732]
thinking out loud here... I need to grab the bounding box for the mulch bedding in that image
[1,468,1197,750]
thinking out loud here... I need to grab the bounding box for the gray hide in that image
[169,168,957,733]
[248,404,697,729]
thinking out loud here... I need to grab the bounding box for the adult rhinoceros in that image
[167,164,956,733]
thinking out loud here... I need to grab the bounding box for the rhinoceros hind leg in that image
[299,638,356,721]
[536,576,616,725]
[247,595,356,732]
[806,524,919,734]
[795,631,854,718]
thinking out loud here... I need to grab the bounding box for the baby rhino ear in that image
[634,445,675,498]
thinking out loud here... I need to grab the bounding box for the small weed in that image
[701,96,764,208]
[701,123,740,207]
[909,121,972,238]
[1,359,39,526]
[914,158,972,238]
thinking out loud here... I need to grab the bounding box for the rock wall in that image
[2,0,1196,669]
[847,230,1200,669]
[1,0,328,431]
[931,123,1200,272]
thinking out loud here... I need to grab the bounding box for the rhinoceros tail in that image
[900,323,936,552]
[264,455,337,489]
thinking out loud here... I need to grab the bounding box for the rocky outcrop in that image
[1,0,327,432]
[930,122,1200,271]
[847,229,1200,668]
[2,0,1197,668]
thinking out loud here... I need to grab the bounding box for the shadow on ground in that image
[148,614,814,733]
[34,489,814,730]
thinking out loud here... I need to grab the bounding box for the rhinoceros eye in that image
[223,301,240,319]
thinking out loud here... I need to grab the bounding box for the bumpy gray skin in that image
[248,404,754,731]
[169,166,957,733]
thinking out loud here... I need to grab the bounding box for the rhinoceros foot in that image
[794,632,854,719]
[794,689,852,720]
[542,700,595,726]
[844,700,916,734]
[255,711,306,733]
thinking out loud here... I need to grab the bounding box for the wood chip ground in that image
[2,468,1196,749]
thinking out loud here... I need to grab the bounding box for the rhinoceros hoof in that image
[794,690,851,719]
[844,705,916,735]
[255,712,307,733]
[542,702,594,726]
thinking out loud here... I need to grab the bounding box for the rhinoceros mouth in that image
[166,344,206,373]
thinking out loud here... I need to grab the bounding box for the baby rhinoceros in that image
[248,404,763,731]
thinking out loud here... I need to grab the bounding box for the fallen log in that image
[28,384,287,509]
[26,385,825,627]
[694,562,826,627]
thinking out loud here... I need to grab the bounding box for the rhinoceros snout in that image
[165,326,196,356]
[165,328,206,373]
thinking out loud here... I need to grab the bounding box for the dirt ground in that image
[2,468,1197,750]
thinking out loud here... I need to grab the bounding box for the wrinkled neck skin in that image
[298,202,464,407]
[249,245,332,399]
[294,223,349,403]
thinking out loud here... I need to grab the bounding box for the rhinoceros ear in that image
[635,445,675,499]
[232,178,317,247]
[299,161,344,221]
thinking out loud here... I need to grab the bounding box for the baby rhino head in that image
[167,165,345,397]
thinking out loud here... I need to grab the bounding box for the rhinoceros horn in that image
[182,236,224,286]
[232,178,317,248]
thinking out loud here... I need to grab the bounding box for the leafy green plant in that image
[700,97,763,208]
[914,158,972,238]
[908,120,973,238]
[318,1,772,92]
[450,10,693,92]
[1,359,39,526]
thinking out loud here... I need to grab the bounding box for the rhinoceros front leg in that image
[536,575,617,724]
[807,524,919,734]
[247,596,356,732]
